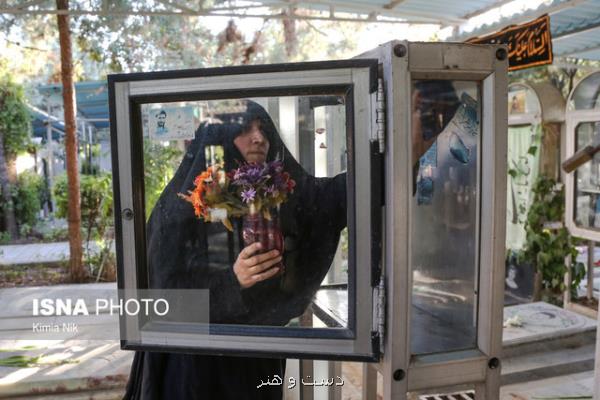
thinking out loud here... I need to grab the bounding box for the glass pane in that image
[506,125,540,251]
[574,122,600,229]
[569,72,600,110]
[139,95,350,334]
[508,84,539,116]
[410,80,480,355]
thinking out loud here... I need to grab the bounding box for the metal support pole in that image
[362,363,377,399]
[327,361,342,400]
[588,241,595,300]
[564,254,573,307]
[46,119,55,213]
[88,124,93,172]
[300,360,314,400]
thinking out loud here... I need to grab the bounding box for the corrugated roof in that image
[8,1,600,60]
[254,0,600,60]
[255,0,503,24]
[447,0,600,60]
[31,81,109,139]
[38,81,109,127]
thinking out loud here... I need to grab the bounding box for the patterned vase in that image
[242,209,284,274]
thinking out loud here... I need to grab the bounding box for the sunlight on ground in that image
[0,367,40,385]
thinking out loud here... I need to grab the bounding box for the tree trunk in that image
[0,132,18,238]
[57,0,85,282]
[533,270,543,302]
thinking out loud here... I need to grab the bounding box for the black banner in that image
[467,14,553,71]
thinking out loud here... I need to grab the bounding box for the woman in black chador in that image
[123,101,347,400]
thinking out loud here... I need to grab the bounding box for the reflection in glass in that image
[410,81,481,355]
[574,122,600,230]
[140,96,349,333]
[508,84,540,116]
[569,72,600,111]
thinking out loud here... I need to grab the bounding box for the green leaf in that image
[528,146,538,155]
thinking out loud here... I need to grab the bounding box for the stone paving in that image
[0,280,596,399]
[0,241,111,266]
[0,283,131,399]
[0,240,598,399]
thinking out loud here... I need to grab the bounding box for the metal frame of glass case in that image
[108,60,383,361]
[357,41,507,399]
[109,41,508,399]
[565,71,600,241]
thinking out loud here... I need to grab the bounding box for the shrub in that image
[144,139,182,216]
[517,176,585,303]
[54,173,113,239]
[14,171,45,227]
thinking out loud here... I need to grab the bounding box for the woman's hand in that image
[234,242,282,289]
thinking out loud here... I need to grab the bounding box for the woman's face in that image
[234,119,270,163]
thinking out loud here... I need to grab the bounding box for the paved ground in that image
[0,282,596,399]
[501,370,594,400]
[0,242,598,399]
[0,241,112,266]
[0,242,70,265]
[0,283,131,399]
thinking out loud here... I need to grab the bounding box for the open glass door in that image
[108,60,382,361]
[375,41,507,399]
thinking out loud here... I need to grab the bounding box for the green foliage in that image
[0,79,31,158]
[80,144,102,175]
[85,240,117,282]
[0,231,10,244]
[54,173,113,239]
[41,227,69,242]
[517,176,585,302]
[13,171,44,227]
[0,171,44,234]
[0,354,78,368]
[143,139,182,216]
[0,355,40,368]
[2,1,367,84]
[54,173,116,281]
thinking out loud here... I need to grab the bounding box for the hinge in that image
[370,78,385,154]
[376,78,385,153]
[372,274,386,355]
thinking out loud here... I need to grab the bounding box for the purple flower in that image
[265,184,278,198]
[268,160,283,174]
[233,163,265,186]
[241,188,256,203]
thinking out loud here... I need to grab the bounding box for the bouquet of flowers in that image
[230,160,296,219]
[178,164,246,231]
[179,160,296,230]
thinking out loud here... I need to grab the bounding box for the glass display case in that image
[565,72,600,241]
[109,41,508,400]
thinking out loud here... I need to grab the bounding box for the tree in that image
[57,0,85,282]
[0,78,31,239]
[509,58,600,99]
[2,2,367,84]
